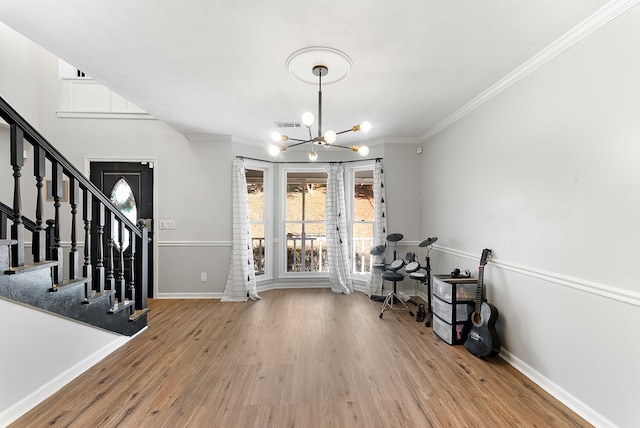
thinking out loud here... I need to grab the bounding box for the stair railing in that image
[0,95,148,313]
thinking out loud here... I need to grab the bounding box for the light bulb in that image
[360,121,372,133]
[268,145,281,156]
[358,145,370,156]
[302,112,314,127]
[308,150,318,161]
[324,130,337,144]
[270,131,282,143]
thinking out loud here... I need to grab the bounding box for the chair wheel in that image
[379,313,383,318]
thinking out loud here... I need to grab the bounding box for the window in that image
[351,168,374,274]
[245,168,267,276]
[109,177,137,251]
[285,171,328,272]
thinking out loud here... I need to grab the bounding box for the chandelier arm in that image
[330,144,356,150]
[336,129,355,136]
[285,139,313,149]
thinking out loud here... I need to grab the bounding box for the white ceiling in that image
[0,0,610,146]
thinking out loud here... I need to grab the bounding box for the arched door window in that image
[109,177,137,251]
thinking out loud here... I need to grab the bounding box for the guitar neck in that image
[475,266,485,312]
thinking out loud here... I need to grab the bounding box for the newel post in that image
[137,219,148,310]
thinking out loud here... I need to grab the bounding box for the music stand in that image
[418,236,438,326]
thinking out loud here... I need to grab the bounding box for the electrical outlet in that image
[200,272,207,282]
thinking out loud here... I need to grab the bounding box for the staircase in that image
[0,96,149,336]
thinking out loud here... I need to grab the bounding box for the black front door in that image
[90,161,154,298]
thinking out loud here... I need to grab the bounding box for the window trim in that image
[280,165,329,278]
[346,162,376,278]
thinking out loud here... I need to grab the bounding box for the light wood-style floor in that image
[11,289,591,427]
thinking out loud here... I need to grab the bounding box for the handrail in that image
[0,96,140,236]
[0,201,37,231]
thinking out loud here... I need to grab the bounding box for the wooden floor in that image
[11,289,591,427]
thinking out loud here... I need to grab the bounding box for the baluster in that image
[45,219,55,260]
[128,226,136,306]
[0,211,7,239]
[95,203,105,294]
[51,162,64,284]
[117,220,126,304]
[10,125,25,267]
[105,210,115,294]
[68,177,79,279]
[82,190,93,302]
[32,146,46,262]
[137,219,148,310]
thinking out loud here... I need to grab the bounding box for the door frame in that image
[84,156,159,299]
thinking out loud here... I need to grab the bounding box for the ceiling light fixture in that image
[269,65,371,161]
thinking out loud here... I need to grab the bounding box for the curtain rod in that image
[235,156,382,164]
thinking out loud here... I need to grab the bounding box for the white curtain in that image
[366,160,387,296]
[222,159,261,302]
[325,163,353,294]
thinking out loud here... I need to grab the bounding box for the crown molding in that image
[420,0,640,142]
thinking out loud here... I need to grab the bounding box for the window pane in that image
[246,168,265,276]
[353,222,374,273]
[286,188,304,221]
[354,170,374,221]
[286,172,327,221]
[246,170,264,222]
[109,177,137,251]
[251,224,266,275]
[286,222,326,272]
[352,168,374,274]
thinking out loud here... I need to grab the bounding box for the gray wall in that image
[419,6,640,427]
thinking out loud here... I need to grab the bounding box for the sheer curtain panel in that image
[222,159,261,302]
[325,163,353,294]
[366,160,387,296]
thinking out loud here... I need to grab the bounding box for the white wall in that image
[0,21,39,126]
[420,5,640,428]
[0,298,128,426]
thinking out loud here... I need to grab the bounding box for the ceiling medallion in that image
[285,46,353,85]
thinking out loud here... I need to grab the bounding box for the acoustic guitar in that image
[463,248,500,358]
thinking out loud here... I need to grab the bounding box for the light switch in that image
[159,220,176,230]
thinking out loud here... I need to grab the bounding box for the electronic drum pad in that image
[419,237,438,247]
[369,245,386,255]
[386,233,404,242]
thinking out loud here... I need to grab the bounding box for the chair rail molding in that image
[433,245,640,307]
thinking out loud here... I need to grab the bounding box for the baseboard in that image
[499,348,615,428]
[155,292,222,299]
[0,335,131,427]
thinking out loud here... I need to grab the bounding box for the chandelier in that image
[268,65,371,161]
